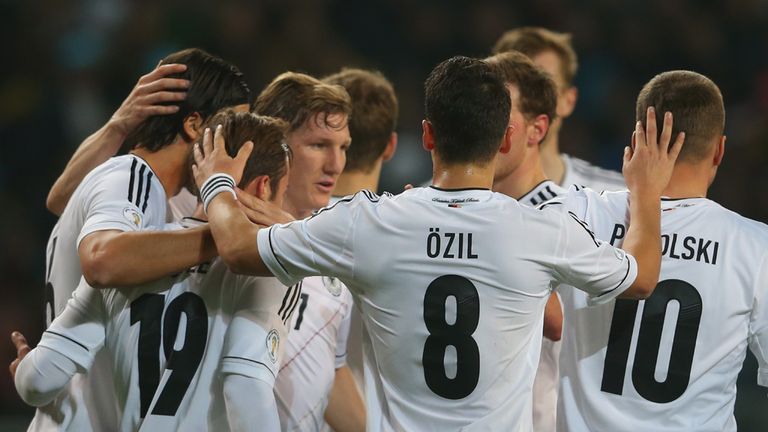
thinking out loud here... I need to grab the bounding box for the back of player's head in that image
[198,110,291,193]
[424,56,510,166]
[252,72,351,132]
[322,68,398,173]
[492,27,578,86]
[485,51,558,125]
[125,48,251,152]
[636,70,725,163]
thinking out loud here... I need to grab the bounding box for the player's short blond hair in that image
[492,27,578,86]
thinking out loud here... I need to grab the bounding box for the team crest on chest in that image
[122,207,142,227]
[266,329,280,363]
[322,277,342,297]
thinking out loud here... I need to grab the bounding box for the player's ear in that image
[243,175,272,201]
[182,112,203,142]
[559,86,577,119]
[713,135,726,167]
[499,125,513,154]
[422,120,435,151]
[382,132,398,162]
[529,114,550,147]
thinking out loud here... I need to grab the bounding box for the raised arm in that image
[619,107,684,299]
[47,63,189,215]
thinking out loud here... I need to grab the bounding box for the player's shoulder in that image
[562,153,625,191]
[700,200,768,243]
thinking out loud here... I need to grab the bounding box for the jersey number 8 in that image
[422,275,480,400]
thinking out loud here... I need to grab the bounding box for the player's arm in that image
[46,63,189,215]
[223,374,281,431]
[542,293,562,341]
[79,226,216,288]
[748,254,768,389]
[618,108,684,299]
[14,283,105,405]
[325,366,365,432]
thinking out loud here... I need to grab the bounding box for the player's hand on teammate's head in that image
[9,331,30,380]
[235,188,295,226]
[623,106,685,197]
[192,125,254,188]
[109,62,190,138]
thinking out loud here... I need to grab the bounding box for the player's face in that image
[531,50,574,122]
[494,85,530,181]
[285,113,350,217]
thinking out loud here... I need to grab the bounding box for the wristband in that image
[200,173,236,215]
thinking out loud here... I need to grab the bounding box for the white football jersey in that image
[554,188,768,432]
[34,154,167,432]
[38,254,293,432]
[560,153,625,192]
[274,276,353,431]
[517,180,566,432]
[257,187,638,431]
[167,187,199,221]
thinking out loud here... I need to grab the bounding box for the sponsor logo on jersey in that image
[322,276,343,297]
[123,207,142,227]
[266,329,280,363]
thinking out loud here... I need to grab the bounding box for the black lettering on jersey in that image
[661,232,720,265]
[609,224,626,246]
[427,228,478,259]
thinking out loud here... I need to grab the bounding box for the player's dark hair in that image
[492,27,578,86]
[125,48,251,152]
[187,111,291,197]
[252,72,351,132]
[636,70,725,163]
[424,56,510,166]
[322,68,398,173]
[485,51,558,129]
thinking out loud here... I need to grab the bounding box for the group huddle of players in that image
[8,26,768,432]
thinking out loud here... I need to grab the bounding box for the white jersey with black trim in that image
[553,188,768,432]
[256,186,638,431]
[34,154,167,432]
[274,275,353,432]
[560,153,625,191]
[38,245,293,431]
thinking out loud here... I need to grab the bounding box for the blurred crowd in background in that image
[2,0,768,429]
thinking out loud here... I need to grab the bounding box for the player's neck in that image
[661,164,711,199]
[431,159,494,190]
[333,162,382,196]
[493,155,548,200]
[540,135,565,185]
[283,198,312,220]
[131,142,189,199]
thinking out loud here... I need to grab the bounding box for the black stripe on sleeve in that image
[282,281,302,322]
[283,281,303,323]
[568,211,600,248]
[128,158,138,202]
[135,164,147,208]
[221,356,276,378]
[537,191,548,202]
[595,257,632,299]
[268,226,291,275]
[45,330,89,352]
[142,171,153,213]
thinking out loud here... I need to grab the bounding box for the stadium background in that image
[2,0,767,429]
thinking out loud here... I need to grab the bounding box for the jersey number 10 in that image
[131,292,208,418]
[601,279,702,403]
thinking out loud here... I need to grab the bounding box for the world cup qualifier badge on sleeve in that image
[267,329,280,363]
[322,277,343,297]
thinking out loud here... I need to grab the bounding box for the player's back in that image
[557,190,768,431]
[136,256,293,431]
[320,187,632,431]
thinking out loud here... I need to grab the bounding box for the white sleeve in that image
[37,280,106,370]
[223,374,280,432]
[15,346,79,407]
[77,161,163,247]
[547,209,637,306]
[334,291,354,369]
[256,193,365,287]
[219,276,288,387]
[749,254,768,387]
